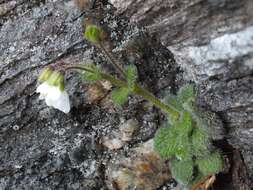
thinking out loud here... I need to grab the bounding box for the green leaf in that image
[111,87,130,105]
[164,94,183,111]
[182,100,209,134]
[177,111,193,135]
[191,127,211,157]
[183,102,211,157]
[81,64,101,81]
[125,65,137,90]
[162,112,193,161]
[177,84,195,104]
[84,25,101,43]
[163,95,183,125]
[196,151,223,176]
[175,134,193,161]
[154,126,178,159]
[170,159,194,185]
[154,117,193,161]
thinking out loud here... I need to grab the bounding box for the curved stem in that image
[98,42,126,78]
[66,65,180,120]
[102,73,179,119]
[133,85,180,120]
[64,65,95,73]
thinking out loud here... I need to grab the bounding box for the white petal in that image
[45,95,54,107]
[55,91,70,113]
[36,82,50,93]
[36,83,51,99]
[45,90,70,113]
[37,82,70,113]
[36,83,46,93]
[47,86,62,100]
[39,94,46,100]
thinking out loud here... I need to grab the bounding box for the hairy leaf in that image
[154,126,178,159]
[81,64,101,81]
[154,83,223,186]
[196,151,223,176]
[175,134,193,161]
[191,127,211,157]
[185,103,209,128]
[164,94,183,111]
[125,64,137,90]
[177,84,195,104]
[170,159,194,185]
[111,87,130,105]
[176,111,193,135]
[163,95,183,125]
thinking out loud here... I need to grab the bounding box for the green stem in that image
[100,73,180,119]
[98,42,126,78]
[64,65,94,73]
[133,84,180,120]
[96,42,179,118]
[65,64,180,120]
[100,73,126,87]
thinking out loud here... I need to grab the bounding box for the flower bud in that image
[38,67,53,82]
[84,25,101,43]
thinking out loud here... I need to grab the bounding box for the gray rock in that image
[1,0,253,188]
[111,0,253,187]
[0,0,178,189]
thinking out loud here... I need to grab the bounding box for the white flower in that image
[36,82,70,113]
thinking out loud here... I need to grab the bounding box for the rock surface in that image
[111,0,253,187]
[105,140,172,190]
[0,1,177,189]
[0,0,252,189]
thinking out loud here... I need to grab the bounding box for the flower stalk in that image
[65,64,180,120]
[98,42,126,78]
[99,43,179,119]
[70,21,181,119]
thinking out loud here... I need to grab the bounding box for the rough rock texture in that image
[105,140,172,190]
[111,0,253,46]
[0,0,177,189]
[0,0,252,189]
[111,0,253,187]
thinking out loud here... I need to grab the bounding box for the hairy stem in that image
[97,43,179,119]
[134,84,180,120]
[98,42,126,78]
[64,65,94,73]
[66,65,180,119]
[101,72,179,119]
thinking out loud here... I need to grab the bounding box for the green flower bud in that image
[47,71,64,87]
[84,25,101,43]
[38,67,53,82]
